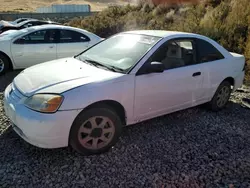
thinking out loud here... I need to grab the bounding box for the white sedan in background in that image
[4,30,246,155]
[0,25,102,75]
[0,18,36,25]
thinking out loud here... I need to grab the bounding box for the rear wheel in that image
[69,107,123,155]
[207,80,232,111]
[0,54,10,76]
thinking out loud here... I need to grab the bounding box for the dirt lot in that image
[0,71,250,187]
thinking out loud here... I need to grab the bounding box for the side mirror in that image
[146,61,165,73]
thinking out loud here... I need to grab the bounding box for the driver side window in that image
[148,39,196,70]
[14,29,57,44]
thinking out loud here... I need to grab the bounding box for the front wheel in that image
[207,80,232,111]
[69,107,123,155]
[0,54,10,76]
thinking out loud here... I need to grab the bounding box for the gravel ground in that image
[1,71,250,188]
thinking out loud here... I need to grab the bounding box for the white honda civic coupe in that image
[0,24,102,75]
[4,30,246,155]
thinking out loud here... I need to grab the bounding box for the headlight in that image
[24,94,64,113]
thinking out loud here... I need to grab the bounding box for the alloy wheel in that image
[77,116,115,150]
[0,59,4,73]
[216,86,231,107]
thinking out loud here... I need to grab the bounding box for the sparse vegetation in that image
[0,0,131,12]
[69,0,250,84]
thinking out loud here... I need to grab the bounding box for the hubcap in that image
[0,59,4,73]
[78,116,115,150]
[90,128,103,138]
[216,86,231,107]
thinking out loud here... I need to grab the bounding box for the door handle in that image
[49,46,54,48]
[192,72,201,77]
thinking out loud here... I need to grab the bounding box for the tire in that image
[69,106,123,155]
[207,80,232,111]
[0,54,10,76]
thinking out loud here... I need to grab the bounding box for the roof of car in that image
[28,24,88,31]
[123,30,200,38]
[17,20,58,26]
[20,24,99,37]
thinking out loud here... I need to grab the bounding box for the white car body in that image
[0,25,102,69]
[0,18,36,25]
[4,30,245,149]
[10,18,37,25]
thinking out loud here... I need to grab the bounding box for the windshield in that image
[14,18,30,24]
[76,33,161,73]
[16,21,29,27]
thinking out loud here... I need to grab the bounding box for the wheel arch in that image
[68,100,125,154]
[222,77,235,89]
[209,77,235,102]
[0,51,13,70]
[77,100,127,126]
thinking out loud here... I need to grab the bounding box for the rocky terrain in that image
[0,71,250,187]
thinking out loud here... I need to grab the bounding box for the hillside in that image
[0,0,133,12]
[68,0,250,83]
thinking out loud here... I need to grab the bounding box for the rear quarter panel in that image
[192,35,245,100]
[202,55,245,101]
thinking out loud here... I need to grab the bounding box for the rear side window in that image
[59,30,90,43]
[196,39,224,63]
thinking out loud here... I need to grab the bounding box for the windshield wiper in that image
[85,59,106,68]
[78,57,124,73]
[106,65,124,73]
[75,56,101,68]
[90,60,124,73]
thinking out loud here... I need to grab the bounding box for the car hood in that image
[0,30,16,40]
[0,29,16,35]
[13,57,124,97]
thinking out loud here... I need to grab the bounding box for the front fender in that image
[59,75,135,124]
[0,42,13,65]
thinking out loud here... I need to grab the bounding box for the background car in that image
[0,18,37,25]
[0,24,102,75]
[0,19,60,34]
[3,30,246,155]
[10,18,37,25]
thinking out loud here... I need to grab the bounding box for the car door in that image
[56,29,90,58]
[194,38,226,100]
[11,29,57,68]
[134,38,206,122]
